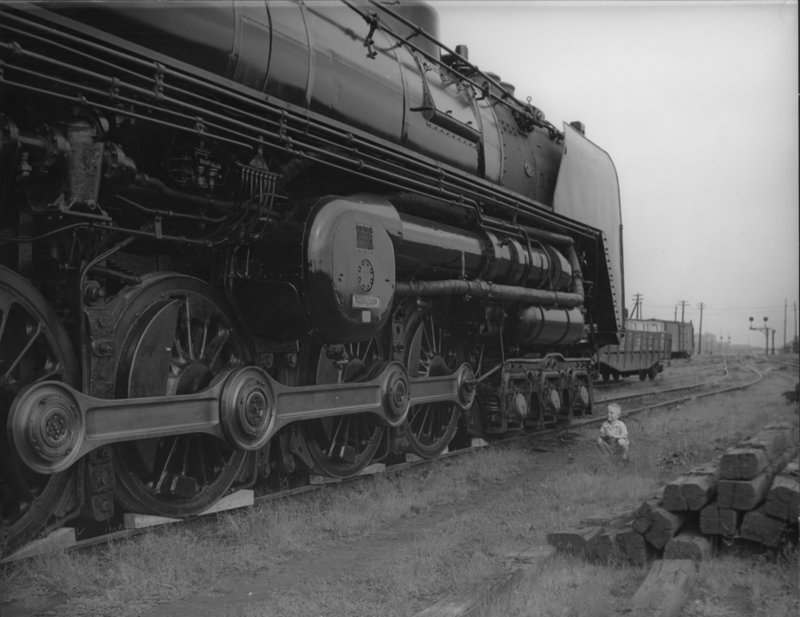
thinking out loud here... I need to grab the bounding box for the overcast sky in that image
[434,0,798,348]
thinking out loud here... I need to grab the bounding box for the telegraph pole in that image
[784,298,788,351]
[698,302,704,354]
[679,300,688,323]
[631,294,643,320]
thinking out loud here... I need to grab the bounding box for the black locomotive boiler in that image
[0,0,624,553]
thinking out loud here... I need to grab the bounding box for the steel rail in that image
[596,358,730,405]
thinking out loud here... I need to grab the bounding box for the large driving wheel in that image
[301,339,387,479]
[400,309,461,459]
[112,275,251,518]
[1,267,79,555]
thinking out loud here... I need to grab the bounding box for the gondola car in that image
[598,319,671,381]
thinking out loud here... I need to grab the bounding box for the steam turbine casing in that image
[303,197,400,342]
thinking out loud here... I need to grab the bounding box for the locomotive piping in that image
[395,241,584,308]
[387,193,576,248]
[394,279,582,307]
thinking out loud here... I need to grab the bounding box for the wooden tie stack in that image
[546,423,799,565]
[701,424,797,548]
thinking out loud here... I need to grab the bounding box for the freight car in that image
[0,0,623,554]
[661,320,694,358]
[597,319,671,382]
[632,319,694,359]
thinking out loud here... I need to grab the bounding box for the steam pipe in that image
[395,244,585,307]
[394,278,582,307]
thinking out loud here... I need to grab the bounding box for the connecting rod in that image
[9,362,475,474]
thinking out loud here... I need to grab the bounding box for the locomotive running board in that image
[9,362,476,474]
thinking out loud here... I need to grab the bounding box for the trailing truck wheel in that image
[638,371,647,381]
[300,339,387,479]
[601,370,610,383]
[1,267,80,555]
[648,367,657,380]
[111,276,251,518]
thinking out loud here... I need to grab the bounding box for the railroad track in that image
[0,355,764,565]
[764,354,800,370]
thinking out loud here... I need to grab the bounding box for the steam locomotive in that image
[0,0,623,553]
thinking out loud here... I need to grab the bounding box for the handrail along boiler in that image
[0,0,623,552]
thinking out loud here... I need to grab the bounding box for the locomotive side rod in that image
[8,361,476,475]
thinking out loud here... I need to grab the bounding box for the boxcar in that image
[661,320,695,358]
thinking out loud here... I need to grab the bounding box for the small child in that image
[597,403,630,461]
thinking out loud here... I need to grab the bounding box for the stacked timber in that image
[545,503,655,565]
[763,458,800,521]
[662,460,720,512]
[546,424,798,565]
[739,455,799,546]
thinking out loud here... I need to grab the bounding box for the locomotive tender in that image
[0,0,623,552]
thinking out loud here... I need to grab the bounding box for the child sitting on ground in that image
[596,402,630,461]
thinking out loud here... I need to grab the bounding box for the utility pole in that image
[679,300,688,323]
[674,305,677,321]
[698,302,704,354]
[784,298,788,351]
[631,294,643,320]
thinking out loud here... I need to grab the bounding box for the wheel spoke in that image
[2,322,43,381]
[201,437,223,482]
[154,438,179,494]
[205,328,232,374]
[0,298,11,344]
[183,298,195,360]
[198,316,210,360]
